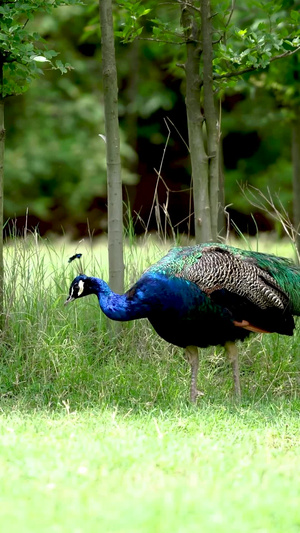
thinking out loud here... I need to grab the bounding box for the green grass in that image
[1,234,300,531]
[1,404,300,532]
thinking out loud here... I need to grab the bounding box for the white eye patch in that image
[77,279,85,296]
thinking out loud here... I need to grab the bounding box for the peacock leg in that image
[185,346,204,402]
[225,341,241,398]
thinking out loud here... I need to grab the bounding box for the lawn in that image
[1,234,300,532]
[1,403,300,532]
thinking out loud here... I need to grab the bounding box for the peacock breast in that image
[143,273,245,348]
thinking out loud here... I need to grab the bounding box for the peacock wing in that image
[178,246,294,336]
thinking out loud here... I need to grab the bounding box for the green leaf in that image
[290,10,300,22]
[55,59,66,72]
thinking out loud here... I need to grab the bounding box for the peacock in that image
[65,243,300,401]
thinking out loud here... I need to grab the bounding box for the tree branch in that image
[214,45,300,81]
[175,0,201,13]
[225,0,235,29]
[138,37,185,45]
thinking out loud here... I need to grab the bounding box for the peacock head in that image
[65,274,92,305]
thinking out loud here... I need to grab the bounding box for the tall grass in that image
[1,232,300,411]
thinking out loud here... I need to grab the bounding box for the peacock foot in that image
[190,388,205,403]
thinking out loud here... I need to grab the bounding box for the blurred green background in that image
[4,2,298,239]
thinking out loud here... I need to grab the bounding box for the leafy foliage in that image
[0,0,78,98]
[115,0,300,90]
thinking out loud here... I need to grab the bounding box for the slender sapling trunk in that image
[201,0,219,242]
[181,2,212,243]
[292,109,300,257]
[0,63,4,326]
[99,0,124,294]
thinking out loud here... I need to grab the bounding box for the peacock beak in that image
[64,295,75,306]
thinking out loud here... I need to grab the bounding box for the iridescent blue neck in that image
[88,277,150,321]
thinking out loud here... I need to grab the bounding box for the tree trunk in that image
[0,64,4,327]
[99,0,124,294]
[218,138,226,237]
[181,2,212,243]
[201,0,219,241]
[292,110,300,257]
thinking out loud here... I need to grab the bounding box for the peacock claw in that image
[190,388,205,403]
